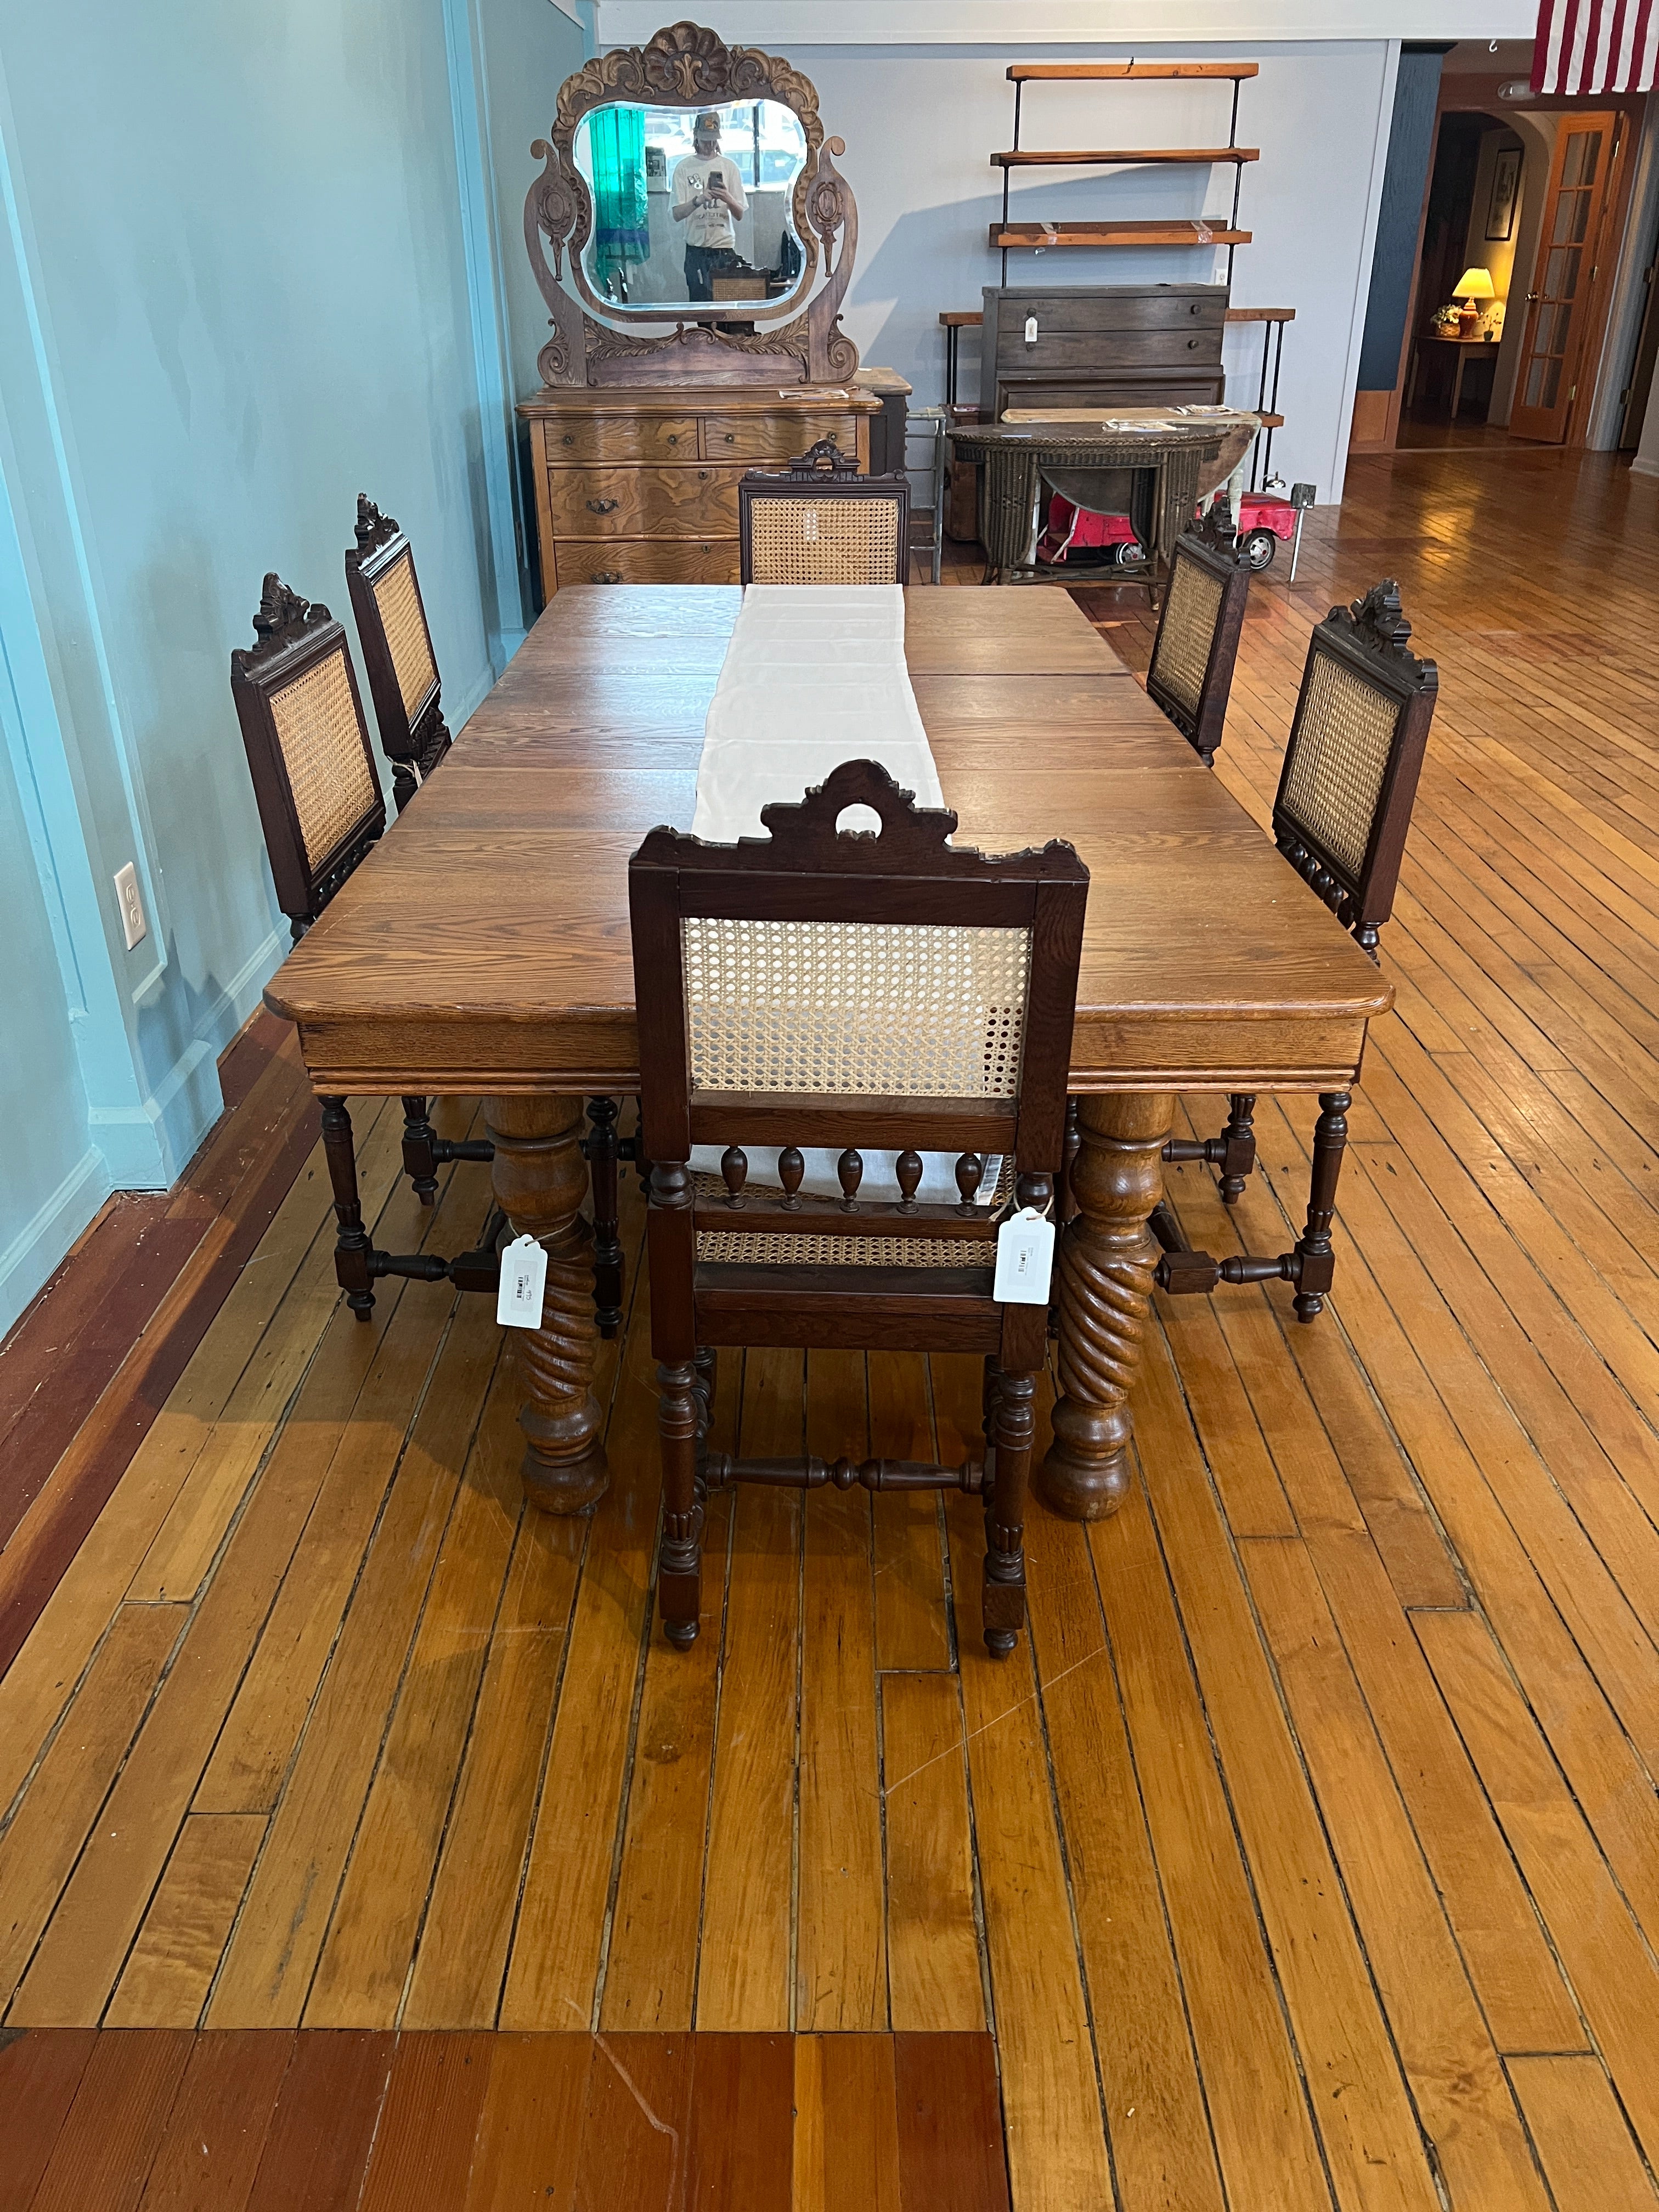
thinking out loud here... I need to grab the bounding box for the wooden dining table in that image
[264,584,1391,1524]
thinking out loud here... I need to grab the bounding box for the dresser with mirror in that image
[520,22,889,593]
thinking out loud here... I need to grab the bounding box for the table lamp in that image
[1454,267,1495,337]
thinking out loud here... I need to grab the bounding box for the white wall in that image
[770,40,1395,503]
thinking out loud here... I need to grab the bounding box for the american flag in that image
[1532,0,1659,93]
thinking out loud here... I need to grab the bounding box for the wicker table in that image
[948,415,1248,585]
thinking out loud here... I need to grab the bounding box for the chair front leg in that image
[984,1368,1035,1658]
[657,1360,705,1649]
[1218,1093,1257,1205]
[320,1098,375,1321]
[1291,1091,1350,1323]
[402,1097,441,1205]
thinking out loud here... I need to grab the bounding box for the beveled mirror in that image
[525,21,861,387]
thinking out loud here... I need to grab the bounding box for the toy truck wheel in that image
[1242,528,1278,572]
[1111,539,1146,567]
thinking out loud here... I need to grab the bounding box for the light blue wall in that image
[0,0,561,1336]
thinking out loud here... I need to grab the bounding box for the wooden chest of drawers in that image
[520,384,879,595]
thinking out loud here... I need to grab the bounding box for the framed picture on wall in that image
[1486,146,1521,241]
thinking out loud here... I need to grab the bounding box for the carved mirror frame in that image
[523,20,860,388]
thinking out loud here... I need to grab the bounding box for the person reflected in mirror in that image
[672,110,747,301]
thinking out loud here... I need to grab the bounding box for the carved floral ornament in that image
[522,19,860,389]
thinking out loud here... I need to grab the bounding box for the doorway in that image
[1400,110,1531,448]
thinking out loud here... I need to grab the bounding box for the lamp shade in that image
[1455,267,1496,301]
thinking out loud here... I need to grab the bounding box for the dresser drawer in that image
[553,538,741,586]
[542,415,700,463]
[699,412,860,461]
[545,465,741,539]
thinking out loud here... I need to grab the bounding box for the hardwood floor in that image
[5,446,1659,2209]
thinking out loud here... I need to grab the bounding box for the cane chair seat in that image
[739,438,911,587]
[1144,500,1253,768]
[633,759,1087,1660]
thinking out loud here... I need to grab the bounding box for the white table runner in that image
[691,585,944,841]
[689,585,995,1207]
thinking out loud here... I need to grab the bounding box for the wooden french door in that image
[1511,111,1621,442]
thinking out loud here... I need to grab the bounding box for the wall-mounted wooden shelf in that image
[994,64,1257,281]
[990,220,1252,249]
[992,147,1259,168]
[1008,62,1259,81]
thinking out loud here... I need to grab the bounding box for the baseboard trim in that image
[1631,454,1659,479]
[0,1147,110,1342]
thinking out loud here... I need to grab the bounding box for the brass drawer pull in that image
[723,433,735,444]
[698,469,710,480]
[667,433,680,445]
[562,433,576,446]
[586,497,620,514]
[590,570,621,583]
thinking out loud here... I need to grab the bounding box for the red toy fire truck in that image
[1036,489,1301,572]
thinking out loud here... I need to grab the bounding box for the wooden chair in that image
[1154,580,1437,1319]
[343,495,452,815]
[738,439,911,585]
[1144,498,1254,768]
[631,758,1087,1658]
[231,575,628,1332]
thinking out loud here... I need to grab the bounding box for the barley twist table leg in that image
[486,1095,607,1514]
[1038,1092,1174,1522]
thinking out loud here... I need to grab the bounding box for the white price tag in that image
[994,1207,1056,1305]
[496,1233,548,1329]
[1024,314,1039,344]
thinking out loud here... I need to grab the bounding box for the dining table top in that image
[264,584,1391,1098]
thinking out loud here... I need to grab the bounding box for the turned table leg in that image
[485,1094,608,1515]
[1038,1092,1175,1522]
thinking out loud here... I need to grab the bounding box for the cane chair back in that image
[1145,499,1253,767]
[231,574,385,940]
[344,496,451,813]
[1272,579,1438,954]
[739,439,910,586]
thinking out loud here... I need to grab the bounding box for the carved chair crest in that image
[782,436,862,478]
[352,493,401,560]
[524,19,861,388]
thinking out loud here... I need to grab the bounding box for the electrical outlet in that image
[114,861,148,951]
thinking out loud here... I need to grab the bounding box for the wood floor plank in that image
[792,2034,902,2212]
[106,1817,268,2029]
[569,2032,693,2211]
[1242,1537,1551,2212]
[798,1350,887,2033]
[894,2034,1011,2212]
[28,2027,194,2212]
[304,1374,524,2027]
[598,1490,730,2032]
[0,1107,398,1822]
[133,2028,294,2212]
[0,2027,97,2212]
[693,1350,803,2034]
[497,1255,657,2033]
[1019,1499,1226,2212]
[193,1160,498,1816]
[242,2029,394,2212]
[403,1506,585,2030]
[1416,1609,1659,2172]
[881,1673,984,2035]
[460,2032,592,2210]
[357,2032,495,2212]
[869,1352,952,1671]
[204,1298,504,2028]
[682,2032,794,2210]
[0,1604,184,2013]
[1506,2055,1659,2212]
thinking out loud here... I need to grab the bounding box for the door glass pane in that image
[1545,245,1582,300]
[1571,191,1592,244]
[1552,191,1576,245]
[1542,356,1562,409]
[1525,356,1545,408]
[1562,130,1598,187]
